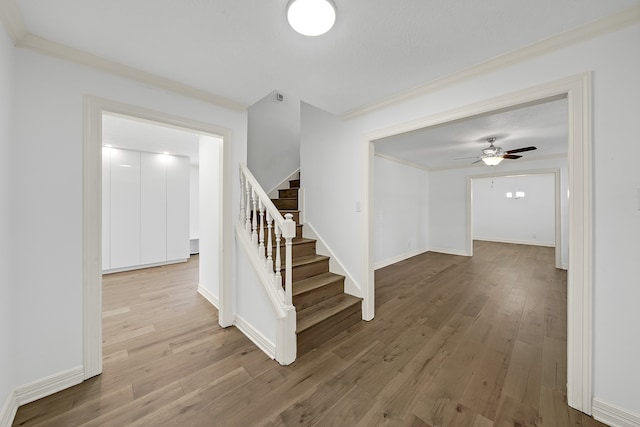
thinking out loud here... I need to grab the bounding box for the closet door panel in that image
[110,149,141,269]
[102,147,111,270]
[166,156,190,261]
[140,152,167,265]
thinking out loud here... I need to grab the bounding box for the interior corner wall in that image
[10,47,247,392]
[247,91,300,192]
[373,156,428,268]
[0,25,15,416]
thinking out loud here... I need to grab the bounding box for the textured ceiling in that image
[14,0,639,114]
[374,97,568,170]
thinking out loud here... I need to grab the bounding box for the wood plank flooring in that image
[13,242,605,426]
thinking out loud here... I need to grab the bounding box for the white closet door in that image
[166,155,190,261]
[140,152,167,265]
[110,149,141,269]
[101,147,111,271]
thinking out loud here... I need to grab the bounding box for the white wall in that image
[473,174,556,247]
[300,102,363,289]
[248,90,300,192]
[0,24,15,419]
[303,24,640,415]
[199,136,221,301]
[10,48,247,391]
[373,156,429,269]
[190,165,199,240]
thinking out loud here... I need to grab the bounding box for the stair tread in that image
[293,272,344,296]
[272,237,315,246]
[273,197,297,201]
[297,293,362,333]
[292,254,329,268]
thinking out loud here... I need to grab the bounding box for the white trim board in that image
[0,391,17,427]
[343,5,640,119]
[473,237,555,248]
[234,314,276,360]
[593,399,640,427]
[83,96,234,381]
[0,366,84,427]
[375,249,429,270]
[361,73,593,414]
[198,284,220,309]
[427,247,470,257]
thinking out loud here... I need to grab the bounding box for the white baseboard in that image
[234,314,276,360]
[15,366,84,407]
[0,390,17,427]
[0,366,85,426]
[375,249,428,270]
[593,399,640,427]
[428,247,470,257]
[198,284,219,309]
[103,258,188,275]
[473,237,555,247]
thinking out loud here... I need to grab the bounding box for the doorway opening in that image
[83,96,234,382]
[361,74,592,413]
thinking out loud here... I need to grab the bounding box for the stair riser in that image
[272,241,316,260]
[273,198,298,210]
[296,224,303,239]
[292,259,329,282]
[279,188,298,199]
[289,179,300,188]
[297,303,361,356]
[293,279,344,311]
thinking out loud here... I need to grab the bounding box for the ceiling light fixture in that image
[482,156,504,166]
[287,0,336,36]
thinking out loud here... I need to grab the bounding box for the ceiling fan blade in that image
[505,146,537,154]
[502,154,522,159]
[455,156,481,160]
[471,159,483,164]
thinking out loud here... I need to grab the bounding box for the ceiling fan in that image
[460,137,537,166]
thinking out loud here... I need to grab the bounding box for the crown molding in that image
[342,5,640,120]
[17,34,246,111]
[0,0,26,43]
[374,152,430,171]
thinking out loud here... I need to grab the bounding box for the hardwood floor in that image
[13,242,605,426]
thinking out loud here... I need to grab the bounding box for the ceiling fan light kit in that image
[465,136,537,166]
[287,0,336,36]
[482,156,504,166]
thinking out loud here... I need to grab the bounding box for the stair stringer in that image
[267,168,300,199]
[234,222,297,365]
[301,221,362,300]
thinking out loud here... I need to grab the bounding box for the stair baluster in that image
[266,211,274,274]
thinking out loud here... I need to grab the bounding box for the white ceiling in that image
[374,97,568,170]
[102,114,200,165]
[13,0,639,115]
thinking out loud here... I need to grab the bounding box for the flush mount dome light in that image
[287,0,336,36]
